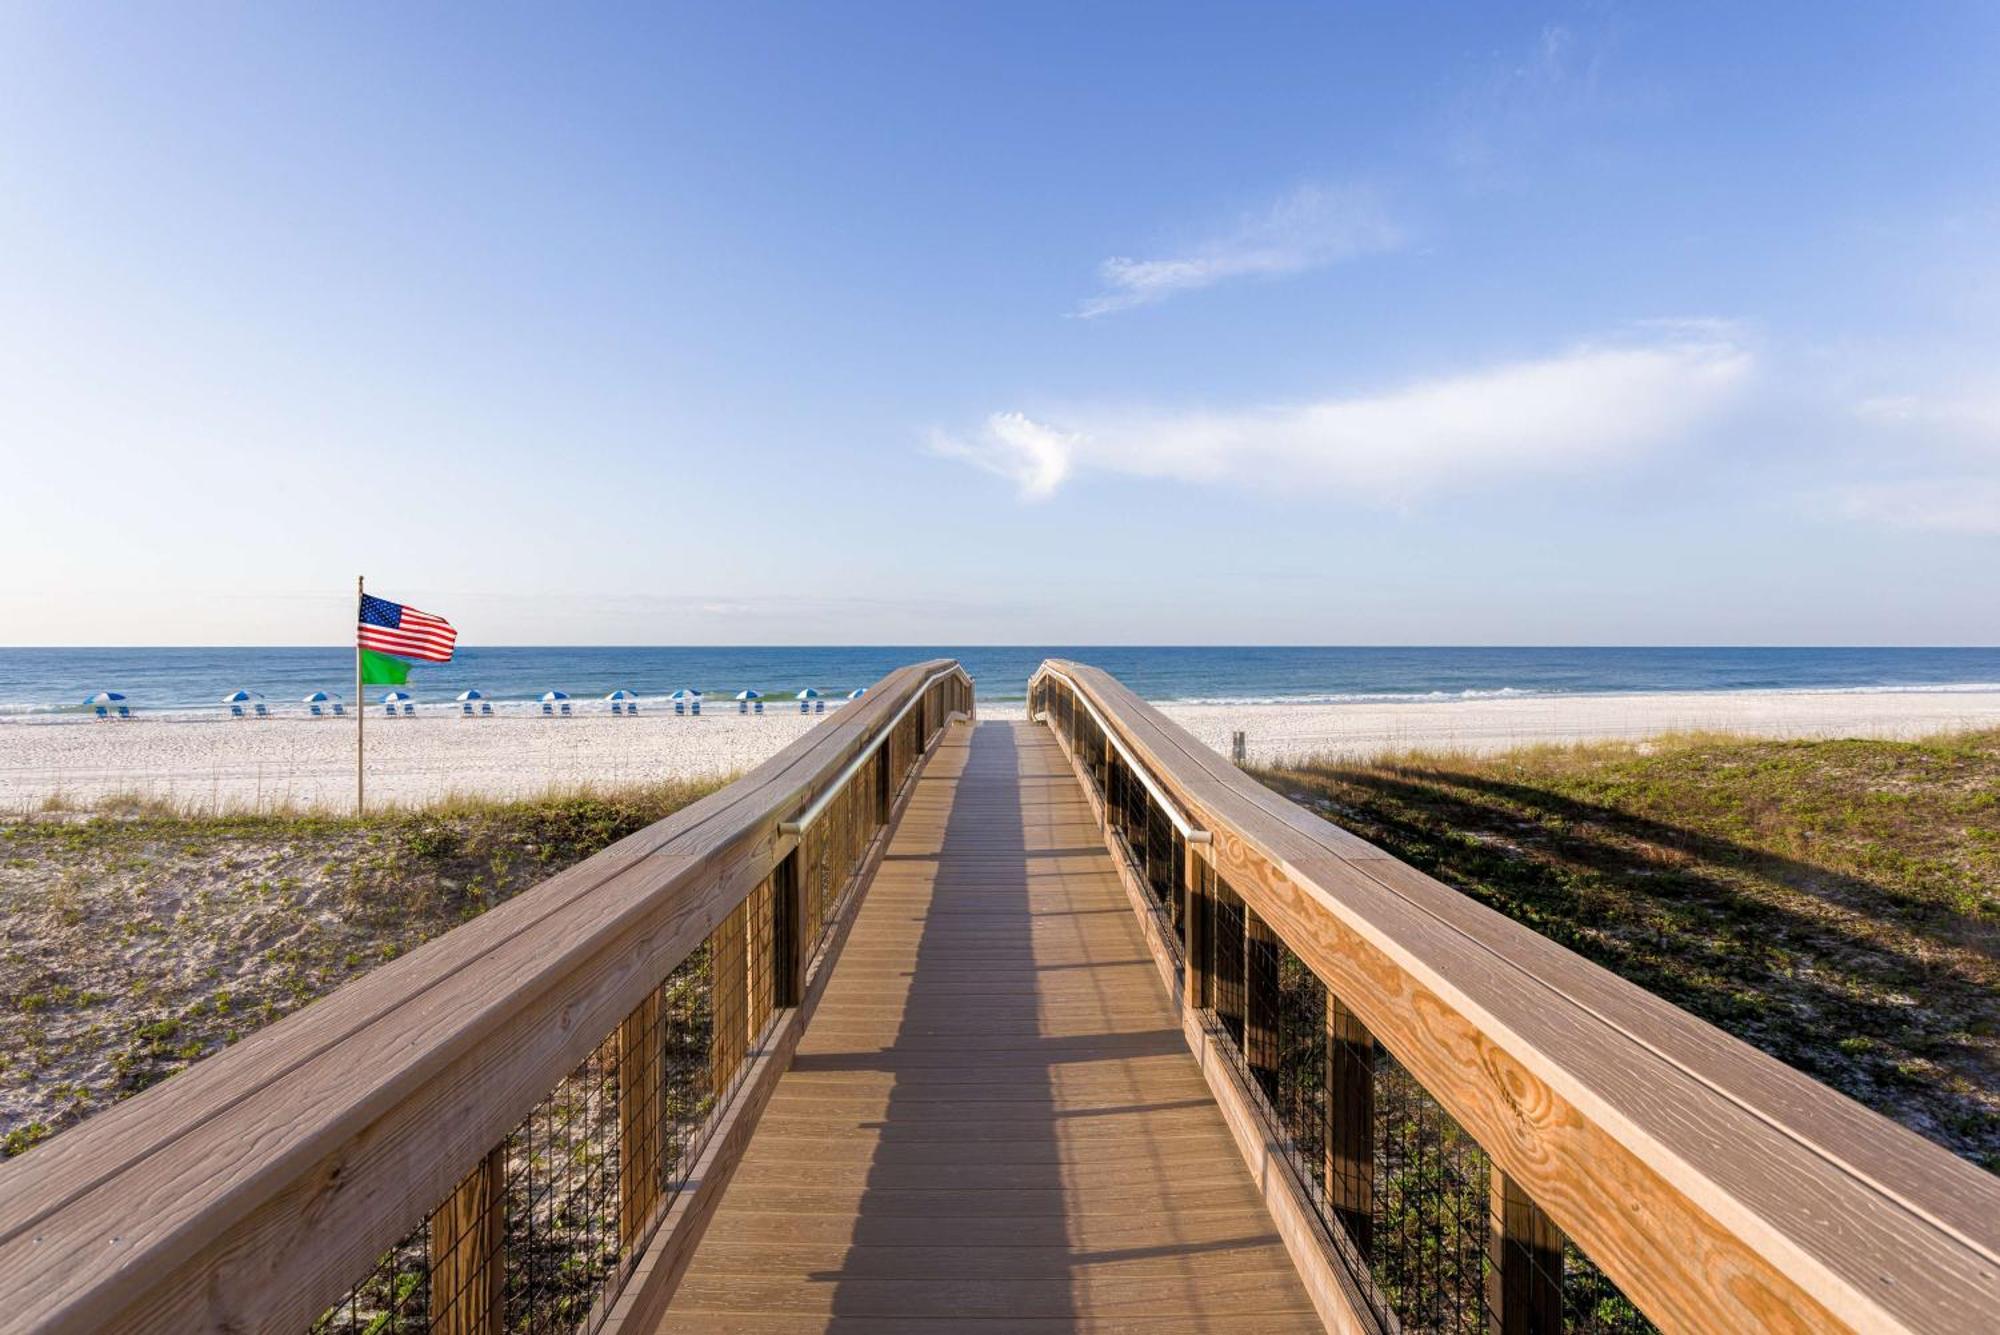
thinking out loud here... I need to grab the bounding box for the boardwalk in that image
[655,720,1322,1332]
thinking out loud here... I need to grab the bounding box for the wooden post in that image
[1231,730,1246,765]
[429,1144,504,1335]
[746,877,774,1040]
[711,900,748,1100]
[1244,908,1280,1098]
[618,991,662,1246]
[1183,846,1208,1016]
[774,849,803,1009]
[1327,993,1375,1260]
[1489,1169,1564,1335]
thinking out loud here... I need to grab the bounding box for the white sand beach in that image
[987,688,2000,768]
[5,688,1999,813]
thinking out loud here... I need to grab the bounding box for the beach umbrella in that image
[84,691,126,705]
[540,690,570,702]
[222,690,261,703]
[303,691,333,703]
[605,689,637,701]
[796,688,821,701]
[381,691,413,704]
[456,689,485,702]
[734,690,762,701]
[669,689,701,701]
[846,688,867,700]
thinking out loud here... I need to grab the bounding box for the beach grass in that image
[0,779,723,1157]
[1259,728,2000,1171]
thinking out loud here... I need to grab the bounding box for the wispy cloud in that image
[1444,22,1615,187]
[934,328,1752,501]
[1075,184,1400,318]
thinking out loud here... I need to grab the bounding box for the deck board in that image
[653,721,1320,1332]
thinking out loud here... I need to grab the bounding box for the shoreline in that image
[4,687,1998,812]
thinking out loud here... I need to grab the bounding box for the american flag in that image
[358,594,457,663]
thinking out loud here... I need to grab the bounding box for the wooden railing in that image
[0,660,974,1334]
[1030,659,2000,1335]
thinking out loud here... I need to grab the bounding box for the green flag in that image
[359,649,411,685]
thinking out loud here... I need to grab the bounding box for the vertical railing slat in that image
[618,990,662,1247]
[1328,993,1376,1262]
[430,1144,506,1335]
[1489,1169,1565,1334]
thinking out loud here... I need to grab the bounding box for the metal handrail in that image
[1030,664,1210,844]
[779,665,973,836]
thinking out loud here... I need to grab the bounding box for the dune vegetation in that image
[0,781,720,1157]
[1260,729,2000,1171]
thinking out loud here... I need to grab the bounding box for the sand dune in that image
[5,689,1998,812]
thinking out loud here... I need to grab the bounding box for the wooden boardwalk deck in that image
[654,719,1320,1333]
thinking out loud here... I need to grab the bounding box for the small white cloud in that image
[1075,185,1400,318]
[929,412,1079,500]
[935,329,1752,502]
[1824,479,2000,535]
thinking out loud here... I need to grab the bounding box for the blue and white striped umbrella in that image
[222,689,261,703]
[456,689,485,702]
[84,691,126,705]
[303,691,335,703]
[670,689,701,701]
[606,689,637,702]
[381,691,413,704]
[796,688,821,700]
[847,688,867,700]
[734,689,762,701]
[540,691,570,702]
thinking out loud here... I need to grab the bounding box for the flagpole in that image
[356,574,365,816]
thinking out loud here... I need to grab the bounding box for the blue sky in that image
[2,3,1997,645]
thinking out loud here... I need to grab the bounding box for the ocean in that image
[3,646,1999,720]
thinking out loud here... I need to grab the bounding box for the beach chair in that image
[560,700,571,716]
[674,698,685,716]
[253,701,269,719]
[383,701,398,717]
[814,699,825,714]
[540,699,554,716]
[626,699,639,715]
[229,702,246,720]
[331,701,345,717]
[480,700,493,716]
[691,697,700,715]
[307,701,324,718]
[402,701,415,717]
[116,704,131,719]
[460,700,475,717]
[91,703,109,721]
[799,697,810,714]
[754,699,763,715]
[610,700,624,717]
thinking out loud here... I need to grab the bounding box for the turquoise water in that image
[3,646,1999,719]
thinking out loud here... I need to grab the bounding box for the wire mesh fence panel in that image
[312,1225,432,1333]
[500,1039,621,1334]
[1370,1046,1493,1334]
[315,935,723,1335]
[1207,875,1246,1050]
[1273,945,1330,1204]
